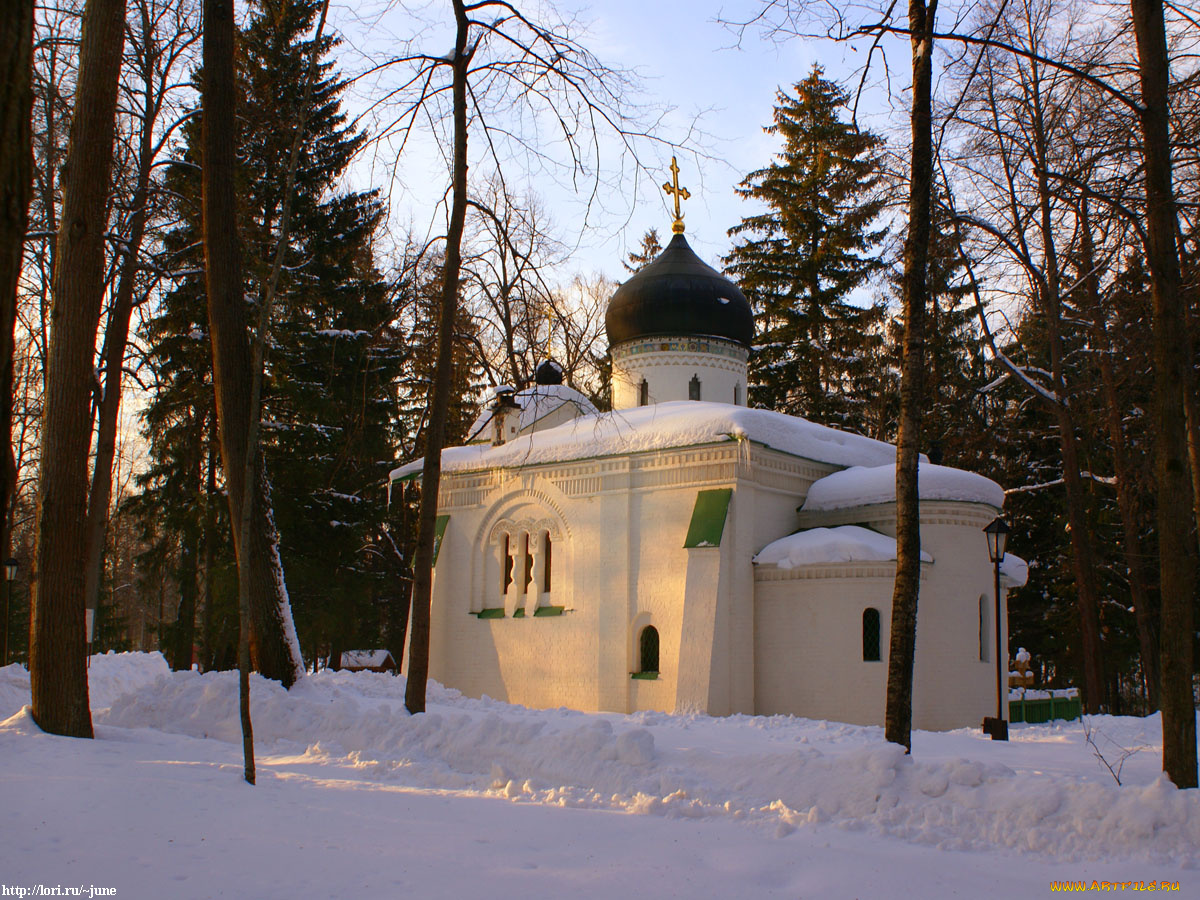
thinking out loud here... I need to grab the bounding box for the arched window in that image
[862,608,881,662]
[502,534,513,594]
[979,595,988,662]
[523,532,534,591]
[733,383,742,406]
[543,532,552,593]
[689,374,701,401]
[638,379,649,406]
[639,625,659,674]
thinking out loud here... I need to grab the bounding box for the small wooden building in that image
[338,650,397,673]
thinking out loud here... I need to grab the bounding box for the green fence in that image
[1008,693,1082,724]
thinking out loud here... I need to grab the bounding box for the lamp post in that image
[982,517,1009,741]
[3,557,17,667]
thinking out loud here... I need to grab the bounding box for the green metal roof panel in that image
[432,514,450,567]
[684,488,732,548]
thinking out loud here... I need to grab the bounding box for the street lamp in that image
[982,517,1009,741]
[3,557,17,667]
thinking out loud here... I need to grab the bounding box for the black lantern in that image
[983,516,1009,564]
[981,518,1010,741]
[3,558,16,582]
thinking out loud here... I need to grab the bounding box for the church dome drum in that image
[605,233,753,348]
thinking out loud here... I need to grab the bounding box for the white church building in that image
[391,208,1026,731]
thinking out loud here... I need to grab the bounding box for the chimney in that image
[491,386,522,446]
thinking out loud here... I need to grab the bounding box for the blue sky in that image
[332,0,907,284]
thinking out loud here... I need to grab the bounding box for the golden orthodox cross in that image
[662,156,690,234]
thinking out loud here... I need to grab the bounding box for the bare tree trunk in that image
[406,0,472,715]
[82,0,166,628]
[1079,197,1158,708]
[32,0,126,739]
[81,93,156,635]
[172,524,198,671]
[231,0,329,693]
[1027,82,1107,712]
[200,423,218,671]
[885,0,935,753]
[201,0,301,693]
[202,0,257,783]
[1130,0,1198,789]
[0,0,35,663]
[1182,355,1200,555]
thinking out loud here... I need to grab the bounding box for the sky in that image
[327,0,911,285]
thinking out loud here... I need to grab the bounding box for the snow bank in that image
[0,651,169,720]
[93,664,1200,863]
[802,463,1005,512]
[754,525,932,569]
[392,401,898,480]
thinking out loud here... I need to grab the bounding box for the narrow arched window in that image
[523,532,533,591]
[639,625,659,674]
[543,532,552,593]
[862,608,881,662]
[979,595,988,662]
[689,374,701,401]
[733,383,742,406]
[502,534,513,594]
[638,379,649,406]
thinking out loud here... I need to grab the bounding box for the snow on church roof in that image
[465,384,599,443]
[754,525,932,569]
[390,401,899,482]
[1000,553,1029,587]
[800,463,1005,513]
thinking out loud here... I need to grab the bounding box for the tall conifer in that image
[726,66,888,432]
[137,0,401,669]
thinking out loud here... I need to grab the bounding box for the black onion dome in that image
[606,233,753,348]
[533,359,564,385]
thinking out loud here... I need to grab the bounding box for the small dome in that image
[533,359,564,386]
[606,233,753,348]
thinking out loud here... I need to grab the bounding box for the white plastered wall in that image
[753,500,1007,731]
[610,338,748,410]
[420,443,825,717]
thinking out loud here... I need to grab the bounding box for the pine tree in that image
[726,66,888,432]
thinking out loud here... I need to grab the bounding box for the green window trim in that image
[512,608,526,618]
[631,671,659,680]
[533,605,565,617]
[473,607,505,619]
[684,488,732,548]
[432,514,450,567]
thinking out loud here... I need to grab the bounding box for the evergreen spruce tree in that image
[882,204,991,463]
[404,254,480,452]
[133,119,231,671]
[624,228,662,273]
[137,0,404,671]
[236,0,403,667]
[726,66,888,432]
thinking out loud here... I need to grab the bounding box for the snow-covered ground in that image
[1,653,1196,899]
